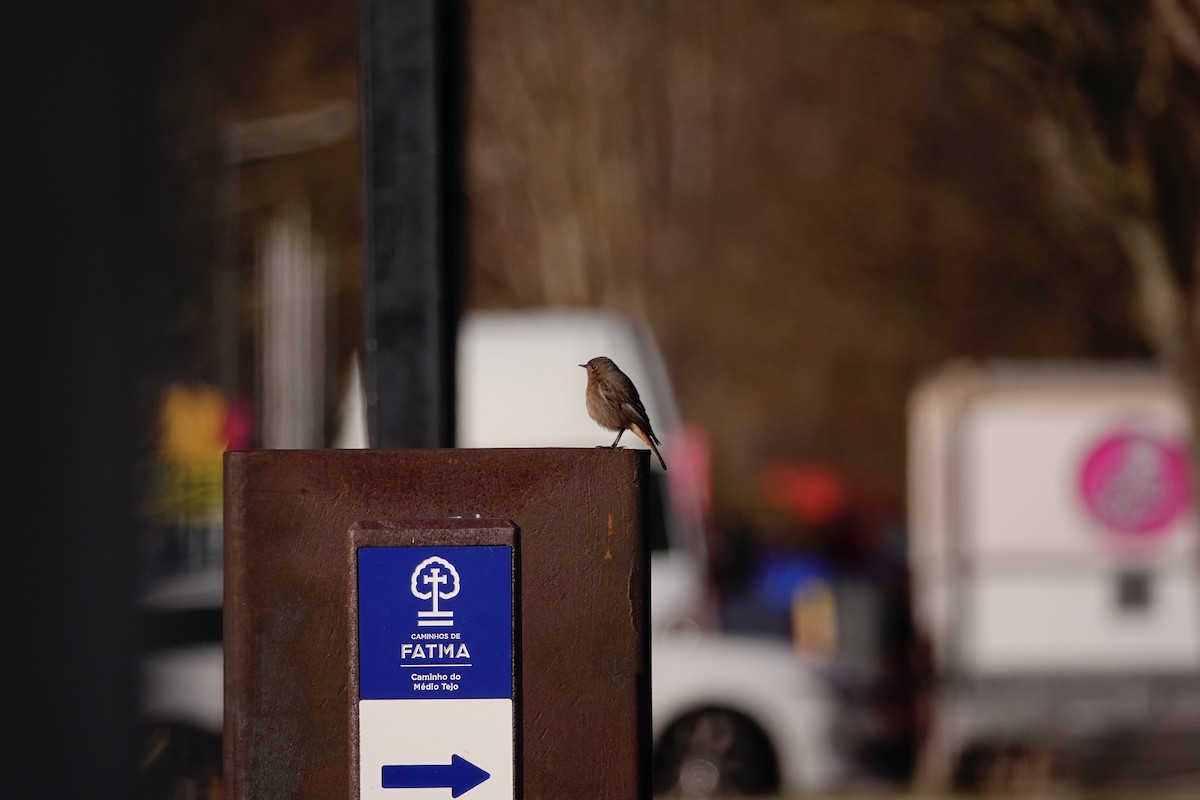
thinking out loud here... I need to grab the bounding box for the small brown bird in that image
[580,356,668,470]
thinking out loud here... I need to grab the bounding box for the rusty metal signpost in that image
[224,448,651,799]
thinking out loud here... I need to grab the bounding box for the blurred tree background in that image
[161,0,1200,516]
[465,0,1166,515]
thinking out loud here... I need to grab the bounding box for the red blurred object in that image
[224,394,255,451]
[667,424,712,516]
[758,461,849,527]
[666,423,714,557]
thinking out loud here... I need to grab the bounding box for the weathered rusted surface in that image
[224,448,650,799]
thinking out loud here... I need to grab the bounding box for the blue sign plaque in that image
[353,537,516,800]
[358,545,514,701]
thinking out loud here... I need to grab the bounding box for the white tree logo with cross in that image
[411,556,461,627]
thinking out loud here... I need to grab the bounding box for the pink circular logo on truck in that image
[1078,431,1191,549]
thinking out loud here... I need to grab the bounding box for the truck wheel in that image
[952,742,998,792]
[653,708,780,796]
[953,741,1053,793]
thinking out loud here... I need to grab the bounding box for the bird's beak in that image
[578,364,586,368]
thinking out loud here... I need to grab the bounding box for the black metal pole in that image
[360,0,463,448]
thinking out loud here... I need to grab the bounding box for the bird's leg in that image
[609,429,625,449]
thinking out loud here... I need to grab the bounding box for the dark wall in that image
[3,2,161,795]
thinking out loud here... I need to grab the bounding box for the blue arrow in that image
[382,754,490,797]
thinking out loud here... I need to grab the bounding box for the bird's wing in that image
[597,380,622,410]
[621,400,660,444]
[611,375,661,442]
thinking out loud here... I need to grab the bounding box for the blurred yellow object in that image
[160,385,229,466]
[792,580,837,663]
[140,384,229,526]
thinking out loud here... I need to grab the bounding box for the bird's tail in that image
[629,423,668,470]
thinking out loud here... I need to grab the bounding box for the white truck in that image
[458,308,845,796]
[909,362,1200,791]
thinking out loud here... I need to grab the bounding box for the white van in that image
[458,308,844,795]
[910,362,1200,790]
